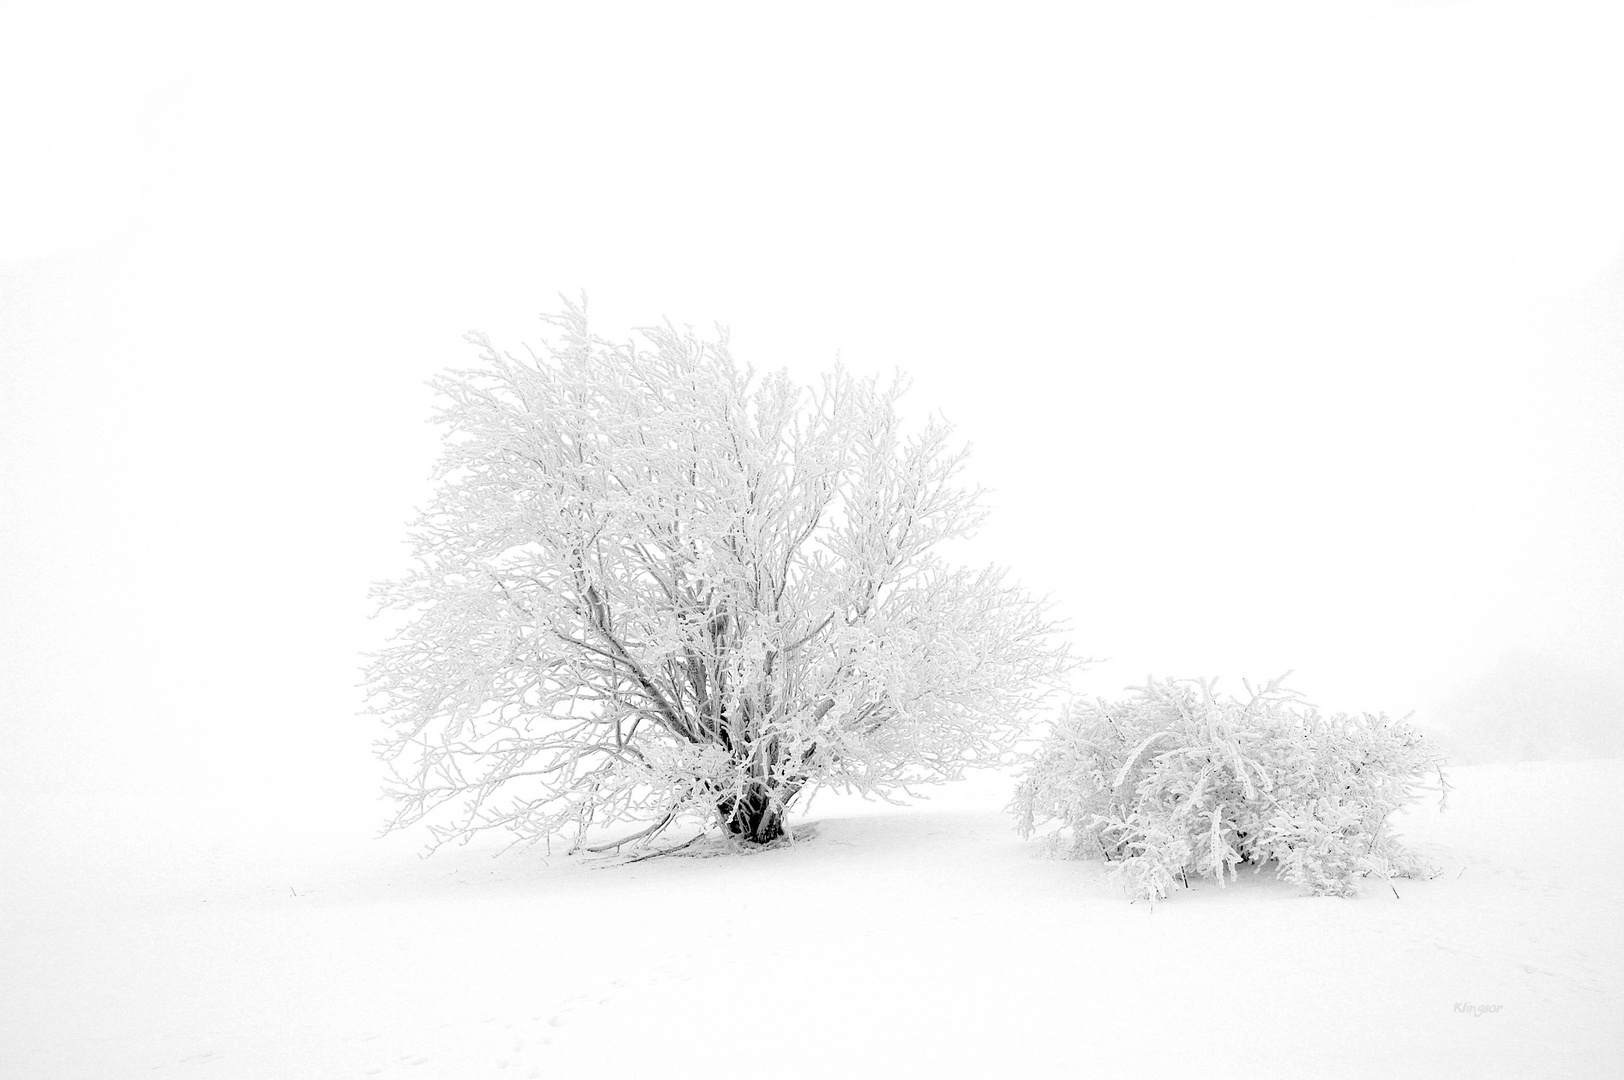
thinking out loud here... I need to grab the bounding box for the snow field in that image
[3,761,1620,1079]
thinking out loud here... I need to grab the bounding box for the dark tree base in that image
[717,783,792,844]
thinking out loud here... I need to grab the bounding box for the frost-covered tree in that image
[365,299,1071,852]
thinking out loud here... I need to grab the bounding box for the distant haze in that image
[1429,651,1624,764]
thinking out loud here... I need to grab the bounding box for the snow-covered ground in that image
[4,760,1621,1080]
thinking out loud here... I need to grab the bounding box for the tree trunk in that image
[717,780,796,844]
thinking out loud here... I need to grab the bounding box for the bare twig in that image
[583,813,675,853]
[620,832,705,865]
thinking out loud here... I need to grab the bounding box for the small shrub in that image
[1011,676,1448,902]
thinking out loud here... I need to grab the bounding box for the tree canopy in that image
[364,299,1072,851]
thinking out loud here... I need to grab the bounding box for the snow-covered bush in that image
[1011,677,1448,902]
[364,298,1073,853]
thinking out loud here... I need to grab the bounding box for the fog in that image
[3,0,1622,870]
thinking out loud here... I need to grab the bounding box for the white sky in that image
[3,0,1622,857]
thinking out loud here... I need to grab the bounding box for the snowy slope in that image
[4,761,1621,1080]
